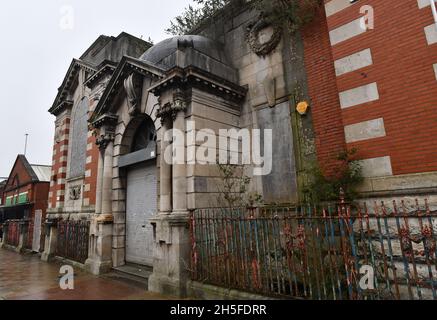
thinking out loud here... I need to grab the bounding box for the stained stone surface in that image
[69,98,89,178]
[256,102,298,204]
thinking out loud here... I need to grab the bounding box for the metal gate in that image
[126,162,157,266]
[56,220,90,264]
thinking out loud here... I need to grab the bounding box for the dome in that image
[140,35,237,83]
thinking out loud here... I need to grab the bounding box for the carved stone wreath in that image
[246,17,282,57]
[54,125,63,143]
[69,185,82,200]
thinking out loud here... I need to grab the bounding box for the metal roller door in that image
[126,162,157,266]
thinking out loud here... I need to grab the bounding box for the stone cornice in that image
[49,59,97,115]
[149,66,247,103]
[89,56,165,124]
[49,100,74,117]
[91,113,118,129]
[84,62,117,88]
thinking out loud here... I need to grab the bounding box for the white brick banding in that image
[357,156,393,177]
[425,24,437,45]
[335,49,373,76]
[344,118,386,143]
[325,0,353,17]
[339,82,379,109]
[434,63,437,80]
[418,0,437,9]
[329,17,367,46]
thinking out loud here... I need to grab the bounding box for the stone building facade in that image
[42,0,437,297]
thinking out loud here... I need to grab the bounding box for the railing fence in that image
[56,220,90,264]
[190,198,437,300]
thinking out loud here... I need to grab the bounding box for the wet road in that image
[0,248,173,300]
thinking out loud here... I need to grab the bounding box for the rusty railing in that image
[56,220,90,264]
[5,220,20,247]
[190,199,437,300]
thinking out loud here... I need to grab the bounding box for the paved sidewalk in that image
[0,248,174,300]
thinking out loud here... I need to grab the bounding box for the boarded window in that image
[69,98,89,178]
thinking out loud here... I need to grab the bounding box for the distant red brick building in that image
[0,155,50,251]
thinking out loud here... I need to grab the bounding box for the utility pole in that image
[24,133,29,156]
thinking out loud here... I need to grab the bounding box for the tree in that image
[165,0,229,35]
[166,0,322,35]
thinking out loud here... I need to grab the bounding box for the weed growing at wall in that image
[166,0,322,35]
[303,148,364,203]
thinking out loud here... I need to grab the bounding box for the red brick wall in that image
[83,130,99,206]
[48,117,70,209]
[302,5,347,177]
[305,0,437,177]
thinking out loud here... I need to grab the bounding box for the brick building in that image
[304,0,437,199]
[0,155,50,251]
[41,0,437,298]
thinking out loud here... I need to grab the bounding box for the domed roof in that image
[140,35,237,83]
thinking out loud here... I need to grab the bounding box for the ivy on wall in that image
[166,0,322,35]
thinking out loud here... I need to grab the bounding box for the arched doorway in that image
[120,116,157,266]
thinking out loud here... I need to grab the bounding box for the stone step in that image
[109,263,153,290]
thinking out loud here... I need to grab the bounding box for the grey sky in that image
[0,0,192,177]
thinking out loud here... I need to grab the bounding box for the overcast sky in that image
[0,0,193,178]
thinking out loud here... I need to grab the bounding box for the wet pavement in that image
[0,248,174,300]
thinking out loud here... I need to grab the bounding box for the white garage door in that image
[126,162,157,266]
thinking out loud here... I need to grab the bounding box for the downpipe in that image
[431,0,437,29]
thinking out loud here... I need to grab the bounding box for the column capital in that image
[156,99,187,124]
[156,90,188,125]
[96,132,115,151]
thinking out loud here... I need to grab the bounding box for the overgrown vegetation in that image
[166,0,228,35]
[216,164,263,209]
[166,0,322,35]
[303,148,364,203]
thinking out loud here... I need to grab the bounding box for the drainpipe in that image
[431,0,437,29]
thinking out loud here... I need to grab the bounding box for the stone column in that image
[160,119,172,214]
[95,149,104,214]
[149,96,190,297]
[172,111,187,213]
[101,135,114,216]
[85,215,113,275]
[0,223,8,248]
[17,220,29,253]
[41,219,58,262]
[85,127,114,275]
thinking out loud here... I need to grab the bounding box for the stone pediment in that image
[89,56,165,125]
[49,59,96,116]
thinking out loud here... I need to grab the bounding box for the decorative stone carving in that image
[156,95,187,124]
[96,132,115,151]
[262,76,276,108]
[124,73,143,116]
[69,185,82,200]
[246,17,282,56]
[54,125,63,143]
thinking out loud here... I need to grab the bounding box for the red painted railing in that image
[190,198,437,300]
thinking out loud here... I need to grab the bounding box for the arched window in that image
[69,97,89,178]
[131,117,156,153]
